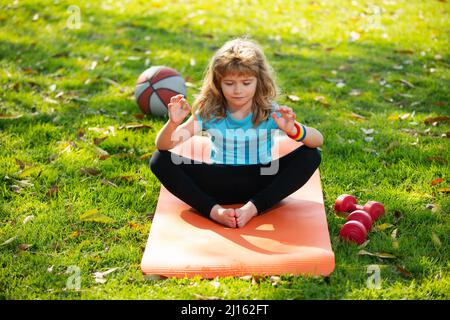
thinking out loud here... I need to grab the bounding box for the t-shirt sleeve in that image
[195,111,204,131]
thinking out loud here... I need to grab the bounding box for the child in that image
[150,37,323,228]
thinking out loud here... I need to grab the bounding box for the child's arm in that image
[287,122,324,148]
[272,105,324,148]
[155,116,201,150]
[155,95,201,150]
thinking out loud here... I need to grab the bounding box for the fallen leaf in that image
[133,114,145,120]
[349,31,360,42]
[93,137,108,145]
[434,101,446,107]
[80,167,101,176]
[126,56,140,61]
[15,179,34,188]
[288,95,300,102]
[314,96,329,106]
[431,232,442,246]
[103,78,120,87]
[23,215,34,224]
[395,79,415,88]
[93,267,118,284]
[358,240,370,248]
[373,223,394,232]
[101,179,118,188]
[116,176,135,182]
[70,229,80,238]
[391,228,399,249]
[99,154,111,160]
[437,188,450,193]
[361,128,375,135]
[0,114,22,119]
[1,236,17,246]
[388,114,400,121]
[43,97,59,104]
[18,166,41,179]
[94,146,109,157]
[350,112,366,120]
[426,156,447,164]
[193,293,221,300]
[431,178,444,186]
[118,124,152,130]
[424,116,450,125]
[400,113,410,120]
[395,265,412,278]
[15,158,26,170]
[270,275,281,287]
[139,153,153,161]
[358,250,396,259]
[18,244,31,251]
[394,49,414,54]
[47,185,58,197]
[90,61,97,70]
[80,209,113,223]
[252,275,265,284]
[349,89,362,96]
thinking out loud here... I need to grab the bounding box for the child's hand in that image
[168,94,191,125]
[271,105,297,135]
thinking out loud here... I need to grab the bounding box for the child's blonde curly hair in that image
[192,37,279,128]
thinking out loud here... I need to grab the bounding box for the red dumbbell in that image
[339,210,373,245]
[346,210,373,232]
[339,220,367,245]
[334,194,385,221]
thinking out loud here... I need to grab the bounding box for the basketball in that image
[135,66,187,116]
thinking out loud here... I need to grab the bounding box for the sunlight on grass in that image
[0,0,448,299]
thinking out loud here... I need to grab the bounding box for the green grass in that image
[1,0,449,299]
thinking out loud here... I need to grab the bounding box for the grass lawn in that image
[0,0,449,299]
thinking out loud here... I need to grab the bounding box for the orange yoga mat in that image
[141,135,335,278]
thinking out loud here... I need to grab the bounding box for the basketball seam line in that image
[147,74,182,85]
[153,87,183,112]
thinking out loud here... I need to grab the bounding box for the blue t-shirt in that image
[195,103,281,165]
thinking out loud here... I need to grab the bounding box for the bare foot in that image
[209,204,236,228]
[235,201,258,228]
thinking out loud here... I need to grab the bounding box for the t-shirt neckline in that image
[226,109,253,123]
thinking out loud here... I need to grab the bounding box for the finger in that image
[171,94,184,103]
[170,95,180,103]
[180,98,191,110]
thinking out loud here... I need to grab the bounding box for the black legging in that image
[149,143,321,218]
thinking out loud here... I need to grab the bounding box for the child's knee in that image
[149,149,171,174]
[298,146,322,168]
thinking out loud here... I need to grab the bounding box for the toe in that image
[226,209,235,217]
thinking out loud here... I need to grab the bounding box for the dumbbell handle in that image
[349,203,365,211]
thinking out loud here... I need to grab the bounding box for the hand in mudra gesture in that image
[271,105,297,135]
[168,94,191,125]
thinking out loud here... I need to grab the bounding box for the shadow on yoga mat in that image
[141,135,335,278]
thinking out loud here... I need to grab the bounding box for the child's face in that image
[220,73,257,109]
